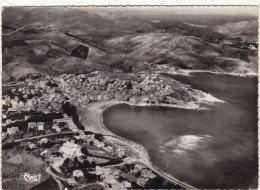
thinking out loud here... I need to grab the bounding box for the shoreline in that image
[158,69,258,77]
[79,100,197,189]
[79,98,222,135]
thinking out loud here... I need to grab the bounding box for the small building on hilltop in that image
[70,45,89,59]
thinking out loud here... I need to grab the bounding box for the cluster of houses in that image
[2,71,183,143]
[130,163,157,187]
[2,82,64,127]
[50,140,84,176]
[52,114,78,133]
[55,72,178,107]
[28,122,45,131]
[2,112,78,141]
[94,167,132,190]
[3,126,19,138]
[47,133,131,189]
[2,121,44,139]
[92,163,157,189]
[3,93,38,114]
[2,73,178,190]
[3,71,181,133]
[84,134,125,158]
[50,139,99,186]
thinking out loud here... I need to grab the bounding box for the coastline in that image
[79,100,197,189]
[158,69,258,77]
[79,94,224,136]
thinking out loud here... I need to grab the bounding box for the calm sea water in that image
[103,73,258,189]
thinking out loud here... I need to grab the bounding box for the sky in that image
[78,6,258,16]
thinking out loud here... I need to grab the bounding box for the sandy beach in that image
[79,100,195,189]
[79,98,216,134]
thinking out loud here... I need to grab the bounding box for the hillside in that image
[105,32,258,73]
[2,7,258,82]
[106,33,216,68]
[212,20,258,41]
[213,20,258,36]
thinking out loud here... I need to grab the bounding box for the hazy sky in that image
[78,6,258,16]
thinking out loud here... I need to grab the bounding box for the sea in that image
[103,72,258,189]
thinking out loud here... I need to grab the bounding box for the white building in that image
[24,115,31,120]
[7,127,19,136]
[11,99,18,109]
[72,170,84,178]
[52,125,61,133]
[2,132,6,138]
[37,122,45,131]
[122,181,132,188]
[59,141,83,159]
[40,150,48,156]
[28,143,36,149]
[28,122,37,130]
[40,138,48,144]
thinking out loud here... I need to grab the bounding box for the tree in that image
[126,81,132,89]
[52,83,58,87]
[77,124,85,130]
[83,171,100,182]
[70,45,89,60]
[42,141,54,148]
[62,102,77,116]
[94,134,103,142]
[63,158,70,166]
[91,161,96,167]
[145,177,164,189]
[47,81,58,87]
[2,105,8,110]
[74,157,80,168]
[81,147,89,155]
[52,152,62,157]
[58,122,67,128]
[72,114,79,124]
[82,160,91,168]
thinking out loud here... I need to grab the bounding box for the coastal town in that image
[2,70,207,190]
[2,5,259,190]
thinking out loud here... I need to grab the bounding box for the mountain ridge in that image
[2,7,258,82]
